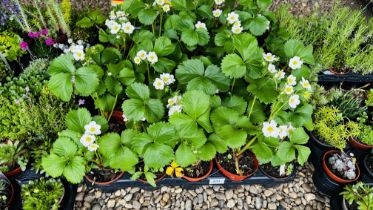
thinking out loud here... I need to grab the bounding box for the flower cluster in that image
[20,28,55,51]
[195,21,207,30]
[79,121,101,152]
[262,120,294,139]
[329,152,357,180]
[105,10,134,35]
[227,12,243,34]
[153,73,175,90]
[167,95,182,116]
[154,0,172,13]
[55,39,88,61]
[134,50,158,65]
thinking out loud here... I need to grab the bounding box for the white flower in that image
[84,121,101,135]
[73,50,85,61]
[141,117,146,121]
[168,105,182,116]
[163,4,170,12]
[195,21,207,30]
[275,70,285,80]
[289,56,303,70]
[263,52,277,62]
[278,125,289,139]
[80,134,96,147]
[231,25,243,34]
[233,21,241,27]
[215,0,225,5]
[155,0,165,5]
[122,113,128,122]
[105,19,116,27]
[213,9,222,17]
[70,44,84,53]
[160,73,175,85]
[167,96,181,108]
[87,143,99,152]
[262,120,279,138]
[77,40,83,45]
[289,94,300,109]
[279,164,286,176]
[116,11,126,17]
[284,85,294,95]
[134,56,141,65]
[153,78,165,90]
[287,124,295,133]
[122,22,135,34]
[300,77,312,91]
[268,64,277,73]
[110,11,116,19]
[147,51,158,64]
[137,50,148,60]
[287,75,297,86]
[227,12,239,24]
[109,22,121,34]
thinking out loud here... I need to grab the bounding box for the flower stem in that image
[107,95,118,122]
[237,136,257,157]
[159,12,163,37]
[248,96,257,119]
[231,78,236,92]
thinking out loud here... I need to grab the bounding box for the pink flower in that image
[28,32,34,38]
[33,32,40,38]
[20,41,29,50]
[41,28,48,36]
[45,38,54,46]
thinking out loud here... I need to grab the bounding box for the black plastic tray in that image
[8,169,77,210]
[85,167,296,192]
[317,72,373,84]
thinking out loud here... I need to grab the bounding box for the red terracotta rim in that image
[215,151,259,182]
[138,173,166,184]
[182,160,214,182]
[322,150,360,184]
[85,171,125,186]
[6,182,14,207]
[349,137,373,150]
[4,166,22,178]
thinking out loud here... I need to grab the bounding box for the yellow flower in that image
[166,161,183,177]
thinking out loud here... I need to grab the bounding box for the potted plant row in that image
[36,0,317,188]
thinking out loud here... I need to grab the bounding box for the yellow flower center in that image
[293,61,298,65]
[90,127,96,132]
[267,127,274,132]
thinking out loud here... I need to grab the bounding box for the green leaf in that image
[144,143,174,169]
[289,127,309,144]
[153,58,176,73]
[144,172,157,187]
[222,95,247,115]
[294,145,311,166]
[138,9,158,25]
[48,54,75,75]
[92,116,109,132]
[208,134,228,153]
[122,99,145,121]
[62,156,86,184]
[131,133,153,155]
[95,94,116,112]
[154,36,175,56]
[48,73,73,101]
[289,104,313,127]
[181,29,210,46]
[76,17,93,28]
[215,30,234,53]
[75,66,99,96]
[145,99,165,123]
[66,108,92,133]
[248,16,269,36]
[171,0,188,10]
[53,137,78,157]
[221,54,246,79]
[217,125,247,148]
[252,141,273,164]
[257,0,272,10]
[175,143,197,167]
[277,142,295,163]
[182,90,210,120]
[42,154,65,178]
[147,122,176,147]
[284,40,314,64]
[247,78,278,104]
[198,143,216,161]
[126,82,150,100]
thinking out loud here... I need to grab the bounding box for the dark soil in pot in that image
[260,163,294,179]
[108,111,125,133]
[216,150,256,176]
[135,163,165,182]
[345,201,359,210]
[86,167,122,183]
[183,161,210,178]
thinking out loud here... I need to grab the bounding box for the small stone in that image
[133,201,141,209]
[227,200,235,208]
[268,202,277,210]
[124,194,133,202]
[84,195,95,203]
[95,191,102,199]
[92,204,101,210]
[216,193,226,201]
[289,192,297,199]
[130,187,140,193]
[175,188,183,194]
[76,192,84,202]
[264,190,273,197]
[249,186,258,194]
[162,193,170,203]
[295,198,302,205]
[305,193,316,202]
[225,190,234,200]
[185,200,192,210]
[124,203,133,209]
[196,188,203,194]
[246,196,252,204]
[108,199,116,208]
[114,190,121,197]
[211,199,219,207]
[255,197,262,209]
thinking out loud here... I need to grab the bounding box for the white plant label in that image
[209,178,225,185]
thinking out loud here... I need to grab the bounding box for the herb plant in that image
[0,141,28,173]
[21,178,64,210]
[340,182,373,210]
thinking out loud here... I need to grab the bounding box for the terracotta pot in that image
[259,163,296,181]
[349,137,373,150]
[329,68,351,75]
[216,151,259,182]
[182,160,213,182]
[4,166,22,178]
[138,173,166,185]
[110,110,124,122]
[322,150,360,184]
[85,171,124,186]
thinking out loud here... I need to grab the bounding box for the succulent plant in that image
[328,152,357,180]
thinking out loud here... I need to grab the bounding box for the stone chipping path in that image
[74,163,330,210]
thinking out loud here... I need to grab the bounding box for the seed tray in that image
[85,166,296,193]
[317,72,373,84]
[8,169,77,210]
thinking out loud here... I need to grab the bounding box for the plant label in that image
[209,178,225,185]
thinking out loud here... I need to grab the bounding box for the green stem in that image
[159,12,163,37]
[234,150,242,176]
[147,63,151,83]
[152,23,155,35]
[248,96,257,119]
[237,136,257,156]
[270,103,286,120]
[107,95,118,122]
[231,78,236,92]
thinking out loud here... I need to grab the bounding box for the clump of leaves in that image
[340,182,373,210]
[0,31,25,61]
[0,141,28,173]
[329,90,368,122]
[0,176,11,208]
[21,178,64,210]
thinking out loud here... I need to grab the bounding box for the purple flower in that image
[41,28,48,36]
[78,99,85,106]
[20,41,29,50]
[28,31,34,38]
[33,32,40,38]
[45,38,54,46]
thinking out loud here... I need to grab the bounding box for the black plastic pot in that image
[330,195,343,210]
[363,154,373,179]
[307,132,334,166]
